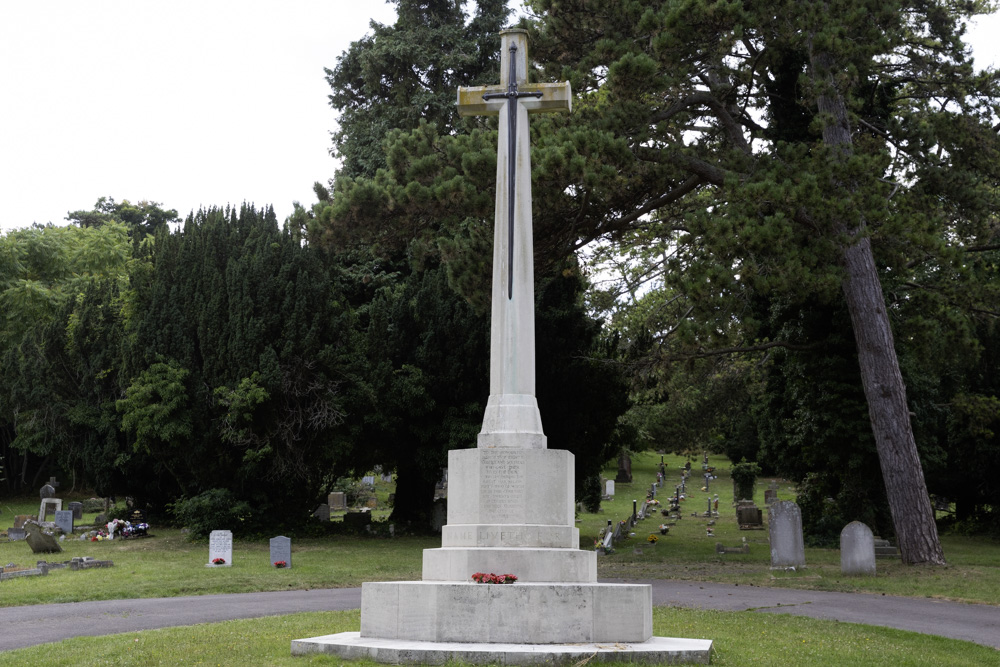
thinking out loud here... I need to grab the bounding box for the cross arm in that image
[457,81,572,117]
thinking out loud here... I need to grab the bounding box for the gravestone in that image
[764,489,778,505]
[769,500,805,568]
[312,504,330,521]
[270,535,292,568]
[840,521,876,576]
[68,501,84,520]
[7,527,26,541]
[39,484,56,499]
[54,510,74,535]
[361,475,375,487]
[328,492,347,511]
[292,29,712,665]
[206,530,233,567]
[24,522,62,554]
[615,450,632,483]
[737,503,763,529]
[14,514,32,529]
[38,498,62,522]
[605,479,615,498]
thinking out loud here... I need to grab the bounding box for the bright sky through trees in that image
[1,2,997,232]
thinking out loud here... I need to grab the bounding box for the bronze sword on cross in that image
[482,43,542,299]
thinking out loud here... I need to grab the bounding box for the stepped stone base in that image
[291,633,713,664]
[360,581,651,643]
[422,547,596,583]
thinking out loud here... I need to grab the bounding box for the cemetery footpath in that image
[1,582,999,653]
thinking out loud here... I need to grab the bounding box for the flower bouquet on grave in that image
[647,534,659,544]
[212,557,226,565]
[471,572,518,584]
[273,560,288,568]
[659,524,669,535]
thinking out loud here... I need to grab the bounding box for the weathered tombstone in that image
[68,501,84,520]
[764,489,777,505]
[615,450,633,483]
[54,510,74,535]
[39,484,56,499]
[207,530,233,567]
[38,498,62,522]
[769,500,805,568]
[840,521,876,576]
[328,492,347,511]
[737,504,764,529]
[312,504,330,521]
[13,514,32,529]
[7,527,26,541]
[270,535,292,569]
[24,522,62,554]
[605,479,615,498]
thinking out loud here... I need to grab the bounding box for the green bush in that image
[170,488,252,539]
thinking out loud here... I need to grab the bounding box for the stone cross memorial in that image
[206,530,233,567]
[292,30,711,664]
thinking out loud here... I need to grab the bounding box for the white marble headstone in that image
[840,521,876,576]
[768,500,805,568]
[207,530,233,567]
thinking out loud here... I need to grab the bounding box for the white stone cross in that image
[457,29,571,450]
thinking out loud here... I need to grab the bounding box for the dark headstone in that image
[615,451,632,483]
[344,511,372,529]
[40,484,56,499]
[68,502,84,520]
[24,522,63,554]
[270,535,292,568]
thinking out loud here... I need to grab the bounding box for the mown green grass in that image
[3,451,999,609]
[585,451,1000,605]
[0,607,995,666]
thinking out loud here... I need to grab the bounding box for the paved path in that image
[1,581,997,653]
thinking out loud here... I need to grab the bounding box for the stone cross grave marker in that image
[207,530,233,567]
[457,29,571,450]
[270,535,292,568]
[769,500,805,568]
[840,521,876,576]
[54,510,74,535]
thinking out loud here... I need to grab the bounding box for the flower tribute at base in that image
[471,572,518,584]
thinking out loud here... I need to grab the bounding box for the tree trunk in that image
[811,48,945,565]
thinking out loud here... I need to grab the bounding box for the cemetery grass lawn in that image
[586,451,1000,606]
[0,609,996,666]
[0,527,432,608]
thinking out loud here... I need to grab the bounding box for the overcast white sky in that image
[1,4,998,233]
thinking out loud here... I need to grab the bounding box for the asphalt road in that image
[0,581,997,653]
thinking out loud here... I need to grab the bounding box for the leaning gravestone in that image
[769,500,805,568]
[54,510,74,535]
[840,521,876,576]
[270,535,292,568]
[206,530,233,567]
[24,522,62,554]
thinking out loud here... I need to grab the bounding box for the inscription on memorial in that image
[480,450,526,520]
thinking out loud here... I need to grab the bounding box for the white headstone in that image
[207,530,233,567]
[840,521,876,576]
[270,535,292,568]
[54,510,74,535]
[605,479,615,497]
[769,500,805,568]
